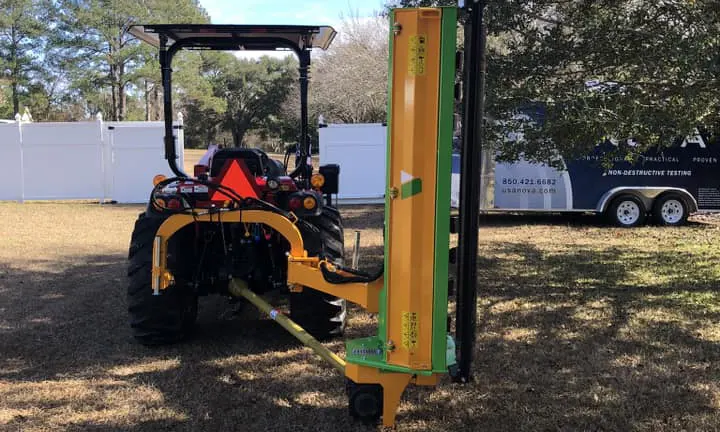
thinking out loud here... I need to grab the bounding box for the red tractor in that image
[127,24,347,344]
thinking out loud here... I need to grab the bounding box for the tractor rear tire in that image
[290,206,347,340]
[127,213,198,345]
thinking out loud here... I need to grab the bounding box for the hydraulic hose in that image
[319,261,383,285]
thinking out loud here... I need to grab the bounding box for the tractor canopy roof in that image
[129,24,336,52]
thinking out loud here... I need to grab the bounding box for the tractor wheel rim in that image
[617,201,640,225]
[661,199,684,224]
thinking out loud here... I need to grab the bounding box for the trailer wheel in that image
[127,213,198,345]
[652,193,689,226]
[608,194,646,228]
[347,380,383,425]
[290,206,347,340]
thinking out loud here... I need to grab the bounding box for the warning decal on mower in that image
[408,34,427,76]
[401,311,419,350]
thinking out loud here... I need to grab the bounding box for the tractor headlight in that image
[267,178,280,190]
[310,173,325,189]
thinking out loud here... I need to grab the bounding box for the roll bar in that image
[129,24,337,178]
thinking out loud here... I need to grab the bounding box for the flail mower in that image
[127,2,484,426]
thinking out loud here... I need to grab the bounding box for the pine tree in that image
[55,0,210,121]
[0,0,52,116]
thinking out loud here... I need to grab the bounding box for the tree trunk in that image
[119,83,126,121]
[109,64,118,121]
[144,79,149,121]
[118,61,126,121]
[10,26,19,115]
[11,81,19,117]
[152,83,160,121]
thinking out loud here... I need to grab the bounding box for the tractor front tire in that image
[290,206,347,340]
[127,213,198,345]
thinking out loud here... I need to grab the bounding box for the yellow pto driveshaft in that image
[228,279,346,374]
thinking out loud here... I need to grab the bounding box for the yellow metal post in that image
[385,8,443,371]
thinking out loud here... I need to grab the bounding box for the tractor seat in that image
[210,148,268,177]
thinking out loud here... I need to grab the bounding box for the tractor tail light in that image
[310,173,325,189]
[153,174,167,186]
[166,198,182,210]
[289,197,302,211]
[303,196,317,210]
[194,164,209,177]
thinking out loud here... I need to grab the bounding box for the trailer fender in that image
[596,187,698,214]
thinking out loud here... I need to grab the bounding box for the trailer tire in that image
[607,194,646,228]
[652,193,689,226]
[290,206,347,340]
[127,213,198,345]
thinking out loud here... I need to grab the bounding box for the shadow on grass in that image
[0,255,367,432]
[1,227,719,430]
[403,241,720,431]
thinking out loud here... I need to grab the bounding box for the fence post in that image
[97,112,111,202]
[16,113,24,203]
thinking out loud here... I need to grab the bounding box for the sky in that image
[199,0,387,58]
[200,0,385,28]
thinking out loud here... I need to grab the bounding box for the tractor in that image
[126,24,349,344]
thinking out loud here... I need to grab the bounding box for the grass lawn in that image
[0,203,718,431]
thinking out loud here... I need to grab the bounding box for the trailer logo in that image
[400,170,422,199]
[681,130,707,148]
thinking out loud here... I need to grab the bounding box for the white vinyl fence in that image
[0,115,184,203]
[319,123,386,204]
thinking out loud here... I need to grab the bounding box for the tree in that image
[56,0,147,120]
[311,15,389,123]
[486,0,720,164]
[388,0,720,164]
[133,0,214,121]
[212,56,297,147]
[0,0,52,116]
[55,0,209,120]
[181,51,233,149]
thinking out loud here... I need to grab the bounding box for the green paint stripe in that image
[431,6,457,373]
[401,178,422,199]
[349,358,435,376]
[378,9,396,357]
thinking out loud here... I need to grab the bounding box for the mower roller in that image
[127,2,483,427]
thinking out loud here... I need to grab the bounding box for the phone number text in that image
[501,177,557,186]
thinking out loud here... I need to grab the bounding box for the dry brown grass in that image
[1,203,719,431]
